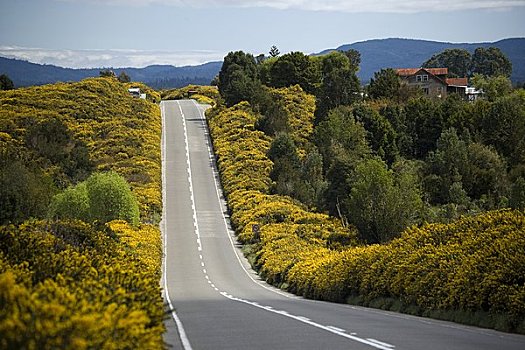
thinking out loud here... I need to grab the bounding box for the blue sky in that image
[0,0,524,68]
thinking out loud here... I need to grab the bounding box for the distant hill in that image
[318,38,525,84]
[2,38,524,88]
[0,57,222,88]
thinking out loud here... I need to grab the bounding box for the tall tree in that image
[269,45,280,58]
[0,74,14,90]
[367,68,402,100]
[352,103,398,164]
[99,69,116,78]
[218,51,259,107]
[316,51,361,119]
[268,51,320,94]
[423,48,472,77]
[343,49,361,73]
[471,47,512,77]
[346,157,423,243]
[117,71,131,83]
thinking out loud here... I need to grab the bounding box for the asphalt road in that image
[160,99,525,350]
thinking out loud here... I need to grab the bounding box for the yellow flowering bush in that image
[207,98,525,333]
[0,78,165,346]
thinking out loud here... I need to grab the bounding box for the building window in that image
[416,75,429,82]
[423,87,429,95]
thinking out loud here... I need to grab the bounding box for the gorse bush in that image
[0,78,164,347]
[49,171,140,226]
[0,77,161,224]
[0,220,164,349]
[208,100,525,333]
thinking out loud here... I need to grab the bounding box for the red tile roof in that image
[445,78,468,86]
[395,68,448,76]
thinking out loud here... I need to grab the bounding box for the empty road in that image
[160,99,525,350]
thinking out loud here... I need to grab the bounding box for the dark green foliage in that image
[0,74,14,90]
[316,52,361,119]
[269,45,280,58]
[117,71,131,83]
[314,106,371,216]
[472,47,512,78]
[346,158,423,243]
[479,90,525,165]
[424,129,470,204]
[0,160,55,224]
[25,117,93,185]
[353,103,398,164]
[423,49,472,77]
[404,97,443,158]
[343,49,361,73]
[510,177,525,210]
[99,69,116,78]
[268,133,301,196]
[424,129,509,209]
[268,52,320,94]
[218,51,259,107]
[367,68,402,100]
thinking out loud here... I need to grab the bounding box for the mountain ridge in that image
[319,37,525,83]
[1,38,523,88]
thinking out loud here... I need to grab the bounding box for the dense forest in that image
[0,78,165,348]
[201,46,525,332]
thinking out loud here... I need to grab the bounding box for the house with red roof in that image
[395,68,469,98]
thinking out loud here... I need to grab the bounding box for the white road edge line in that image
[191,100,394,350]
[220,292,395,350]
[161,102,193,350]
[192,100,294,299]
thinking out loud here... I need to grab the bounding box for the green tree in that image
[471,74,513,102]
[25,117,93,186]
[424,128,469,204]
[269,45,280,58]
[471,47,512,78]
[479,90,525,165]
[352,103,398,164]
[0,74,14,90]
[316,52,361,119]
[268,51,320,94]
[510,177,525,210]
[86,172,140,226]
[314,106,371,216]
[99,69,116,78]
[117,71,131,83]
[367,68,402,100]
[465,142,508,205]
[346,158,423,243]
[297,148,327,208]
[218,51,259,107]
[48,172,140,226]
[423,48,472,77]
[343,49,361,73]
[267,133,302,197]
[404,97,443,158]
[0,160,55,224]
[48,182,90,221]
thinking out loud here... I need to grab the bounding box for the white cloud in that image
[0,47,225,68]
[59,0,525,13]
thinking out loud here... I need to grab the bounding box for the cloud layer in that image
[0,47,225,68]
[62,0,525,13]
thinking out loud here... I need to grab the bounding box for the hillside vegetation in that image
[201,47,525,333]
[0,78,165,348]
